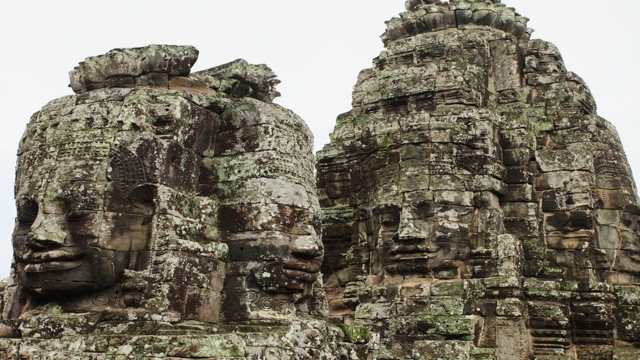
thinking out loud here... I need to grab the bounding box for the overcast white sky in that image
[0,1,638,277]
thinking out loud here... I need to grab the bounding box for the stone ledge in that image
[69,44,199,93]
[384,0,530,45]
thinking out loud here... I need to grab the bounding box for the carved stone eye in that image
[377,206,400,227]
[17,198,38,225]
[65,210,91,223]
[413,201,433,218]
[381,216,398,227]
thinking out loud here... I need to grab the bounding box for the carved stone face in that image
[210,97,324,320]
[362,200,472,279]
[220,201,323,293]
[354,144,475,279]
[596,208,640,284]
[373,201,469,277]
[13,143,153,295]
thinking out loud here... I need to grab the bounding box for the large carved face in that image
[359,192,473,278]
[13,139,153,295]
[220,194,323,293]
[361,200,472,279]
[356,145,474,280]
[206,97,324,323]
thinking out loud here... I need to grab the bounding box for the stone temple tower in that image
[318,0,640,359]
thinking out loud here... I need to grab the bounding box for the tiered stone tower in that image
[318,0,640,359]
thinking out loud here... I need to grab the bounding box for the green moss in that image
[541,265,565,278]
[349,114,368,127]
[188,195,200,214]
[358,284,386,300]
[46,304,64,315]
[532,120,553,133]
[431,281,465,297]
[417,315,477,338]
[379,133,394,150]
[339,324,371,344]
[216,165,226,181]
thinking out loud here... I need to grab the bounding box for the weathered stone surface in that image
[69,44,199,93]
[191,59,282,102]
[318,0,640,359]
[0,45,358,359]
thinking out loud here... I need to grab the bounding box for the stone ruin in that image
[318,1,640,359]
[1,1,639,359]
[0,45,353,359]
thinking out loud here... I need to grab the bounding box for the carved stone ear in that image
[109,145,150,197]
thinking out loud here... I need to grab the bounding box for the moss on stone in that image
[339,324,371,344]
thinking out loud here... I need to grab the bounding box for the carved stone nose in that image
[27,213,68,249]
[291,235,323,259]
[394,210,426,242]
